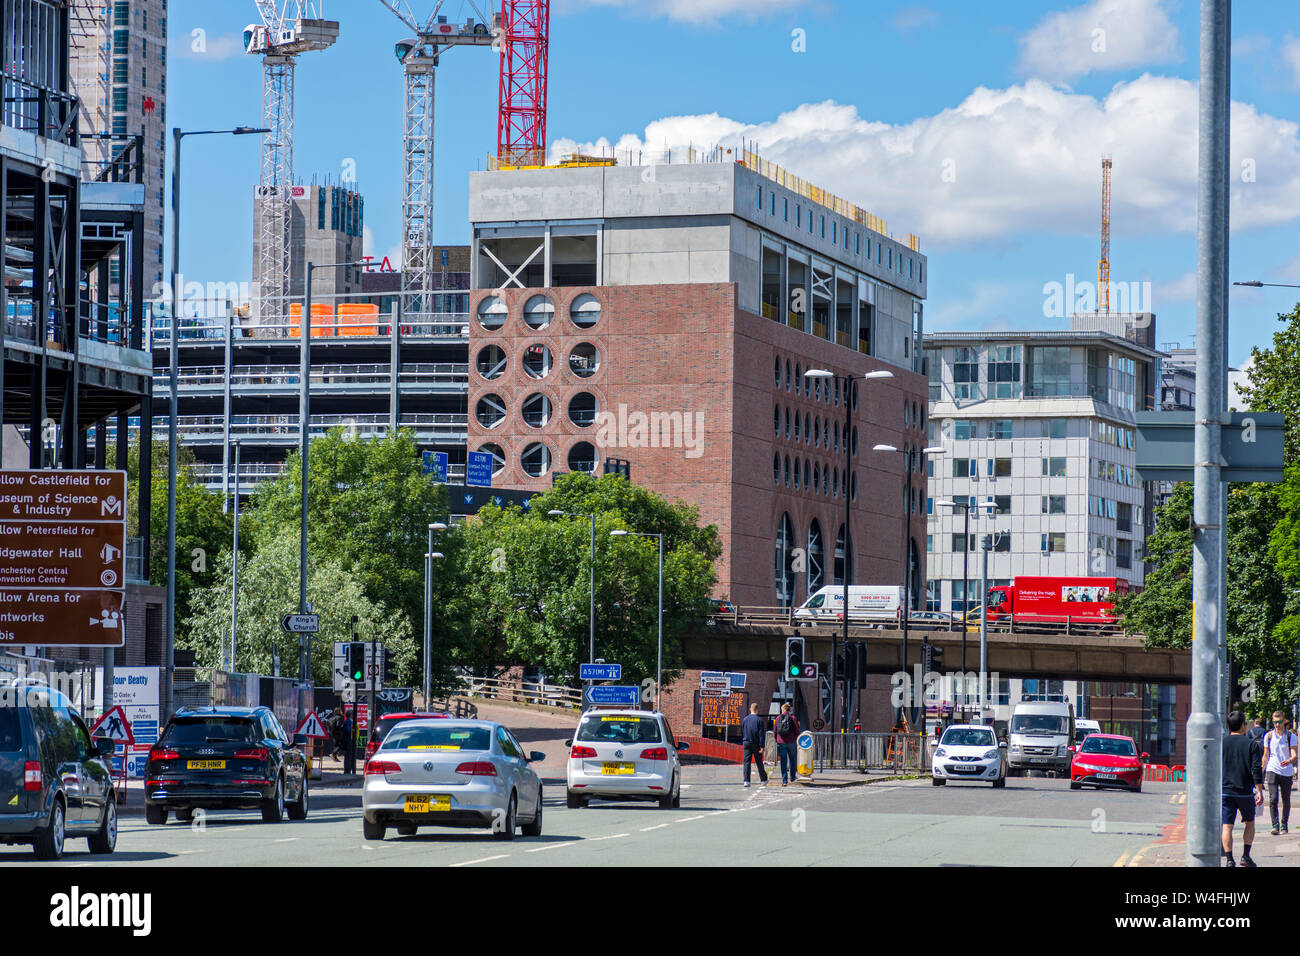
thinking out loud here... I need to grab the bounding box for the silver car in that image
[362,719,544,841]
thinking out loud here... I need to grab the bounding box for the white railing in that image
[457,674,583,709]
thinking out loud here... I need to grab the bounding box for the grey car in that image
[362,719,544,841]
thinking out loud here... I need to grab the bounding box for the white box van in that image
[1007,701,1074,776]
[1073,718,1102,747]
[794,586,904,626]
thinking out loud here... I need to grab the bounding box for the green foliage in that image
[1237,303,1300,463]
[126,438,231,642]
[181,527,417,687]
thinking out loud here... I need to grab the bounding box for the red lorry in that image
[984,576,1129,627]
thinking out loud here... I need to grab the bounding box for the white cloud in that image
[555,0,806,24]
[1017,0,1180,82]
[892,7,940,32]
[172,30,247,62]
[1282,36,1300,89]
[1231,35,1270,58]
[553,75,1300,247]
[1152,270,1196,307]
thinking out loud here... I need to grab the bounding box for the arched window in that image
[807,520,825,593]
[775,513,795,607]
[834,524,853,586]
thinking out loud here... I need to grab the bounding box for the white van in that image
[794,586,904,626]
[1007,701,1074,777]
[1073,718,1102,747]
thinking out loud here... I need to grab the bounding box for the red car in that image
[364,712,451,762]
[1069,733,1146,792]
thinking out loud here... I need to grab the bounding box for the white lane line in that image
[526,842,578,852]
[588,832,629,841]
[273,837,297,843]
[640,823,671,832]
[178,849,205,855]
[449,854,509,867]
[361,845,373,851]
[675,815,705,823]
[70,862,94,867]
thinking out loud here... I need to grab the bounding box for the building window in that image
[807,520,825,592]
[1041,532,1066,553]
[855,234,860,255]
[987,345,1022,398]
[783,198,788,221]
[991,419,1013,440]
[757,185,763,210]
[952,458,976,479]
[953,419,975,440]
[776,513,795,606]
[953,348,980,400]
[1041,495,1066,515]
[1117,539,1132,569]
[987,495,1011,515]
[1041,457,1067,477]
[951,533,971,552]
[1117,502,1133,533]
[988,458,1011,478]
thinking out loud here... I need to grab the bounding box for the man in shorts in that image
[1222,711,1265,867]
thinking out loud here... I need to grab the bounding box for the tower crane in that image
[243,3,339,330]
[1098,156,1112,314]
[378,1,494,321]
[497,0,549,168]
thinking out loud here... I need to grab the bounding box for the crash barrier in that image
[1143,763,1187,783]
[677,735,744,765]
[808,732,929,772]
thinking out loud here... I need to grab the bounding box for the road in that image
[1,774,1184,867]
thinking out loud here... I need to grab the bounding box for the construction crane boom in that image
[497,0,549,168]
[1098,155,1112,314]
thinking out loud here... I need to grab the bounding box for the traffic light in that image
[930,643,944,671]
[383,653,395,686]
[348,643,365,684]
[841,644,858,686]
[855,641,867,688]
[785,636,805,679]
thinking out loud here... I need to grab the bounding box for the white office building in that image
[922,316,1161,615]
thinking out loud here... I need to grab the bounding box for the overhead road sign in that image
[282,613,319,633]
[1136,412,1284,483]
[726,672,747,689]
[584,685,639,706]
[580,663,621,681]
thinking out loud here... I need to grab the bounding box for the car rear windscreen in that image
[575,715,662,744]
[0,708,20,752]
[382,725,491,752]
[164,717,258,745]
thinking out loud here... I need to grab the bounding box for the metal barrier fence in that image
[807,732,930,772]
[457,674,583,710]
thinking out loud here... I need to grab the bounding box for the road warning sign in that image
[90,705,134,745]
[296,711,329,739]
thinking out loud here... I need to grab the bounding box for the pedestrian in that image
[342,708,357,776]
[1221,710,1264,867]
[1247,716,1266,744]
[773,703,801,786]
[1262,710,1297,836]
[740,702,769,788]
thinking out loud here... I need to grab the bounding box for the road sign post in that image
[282,613,319,633]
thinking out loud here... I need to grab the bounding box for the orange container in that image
[289,303,335,337]
[337,303,380,336]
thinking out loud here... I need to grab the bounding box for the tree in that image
[126,439,232,642]
[1237,303,1300,463]
[448,474,720,689]
[181,527,417,687]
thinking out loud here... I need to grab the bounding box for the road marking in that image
[449,854,509,867]
[1179,792,1186,804]
[178,849,204,855]
[70,862,94,867]
[676,815,705,822]
[1169,794,1177,804]
[587,832,629,842]
[640,823,671,832]
[1113,852,1130,867]
[361,845,373,851]
[526,842,578,852]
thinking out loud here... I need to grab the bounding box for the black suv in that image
[0,678,118,860]
[145,706,309,824]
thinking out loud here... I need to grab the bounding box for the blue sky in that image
[168,0,1300,366]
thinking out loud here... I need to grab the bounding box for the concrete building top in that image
[924,328,1165,361]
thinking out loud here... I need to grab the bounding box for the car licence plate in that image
[404,795,450,813]
[601,762,635,775]
[1030,757,1050,763]
[187,760,225,770]
[1097,772,1118,780]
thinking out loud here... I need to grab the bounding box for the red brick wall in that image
[467,284,929,608]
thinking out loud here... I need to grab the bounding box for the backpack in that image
[777,713,794,735]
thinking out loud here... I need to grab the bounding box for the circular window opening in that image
[833,421,841,453]
[852,426,859,457]
[568,441,599,473]
[521,442,552,477]
[522,343,554,379]
[523,294,554,330]
[569,392,599,427]
[475,394,507,429]
[833,469,840,497]
[805,412,811,444]
[834,379,841,406]
[569,293,600,329]
[793,413,801,442]
[852,382,859,411]
[814,379,823,403]
[569,343,600,378]
[522,392,553,428]
[476,344,507,380]
[822,468,829,495]
[795,362,803,394]
[479,443,506,477]
[477,295,507,331]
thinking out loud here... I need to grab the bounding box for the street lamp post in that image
[610,529,663,710]
[230,439,241,672]
[549,510,597,664]
[166,125,266,722]
[938,498,981,718]
[424,522,447,706]
[804,368,894,733]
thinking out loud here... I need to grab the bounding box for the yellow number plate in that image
[187,760,226,770]
[601,762,636,775]
[404,795,450,813]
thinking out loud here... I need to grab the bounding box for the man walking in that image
[1247,715,1266,744]
[773,703,801,786]
[740,702,769,788]
[1263,710,1297,836]
[1222,710,1265,867]
[342,707,357,776]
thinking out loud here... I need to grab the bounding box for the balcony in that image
[154,412,468,446]
[155,362,469,397]
[148,313,472,345]
[2,74,78,147]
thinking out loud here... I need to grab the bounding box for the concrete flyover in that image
[684,622,1190,684]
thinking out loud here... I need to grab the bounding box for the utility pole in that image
[1186,0,1230,868]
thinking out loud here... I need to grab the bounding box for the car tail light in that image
[146,780,179,787]
[455,761,497,776]
[23,761,41,791]
[570,746,597,759]
[233,747,268,760]
[149,748,178,761]
[365,761,400,776]
[641,747,668,761]
[366,740,379,759]
[233,779,271,785]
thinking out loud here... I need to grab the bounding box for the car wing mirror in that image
[676,741,690,751]
[998,741,1007,749]
[564,739,572,747]
[529,751,546,763]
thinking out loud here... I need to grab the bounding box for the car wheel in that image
[493,792,517,841]
[1134,782,1142,794]
[932,778,946,787]
[34,799,66,861]
[994,773,1006,789]
[566,790,586,809]
[176,808,194,823]
[522,787,543,837]
[396,823,418,836]
[261,775,285,823]
[1069,780,1081,790]
[145,803,168,825]
[363,817,386,841]
[287,774,309,821]
[88,798,117,854]
[672,779,682,809]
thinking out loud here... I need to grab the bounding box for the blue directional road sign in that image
[422,451,448,482]
[466,451,493,488]
[584,685,639,706]
[727,672,747,689]
[580,663,622,681]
